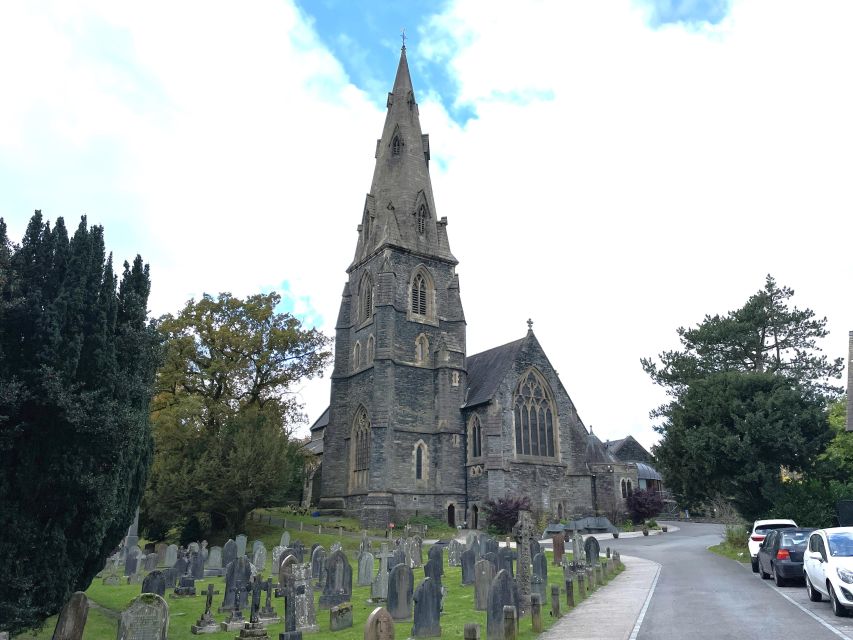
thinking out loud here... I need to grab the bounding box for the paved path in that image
[540,554,660,640]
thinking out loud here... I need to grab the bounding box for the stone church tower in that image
[318,46,468,528]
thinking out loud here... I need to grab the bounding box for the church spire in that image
[350,44,456,271]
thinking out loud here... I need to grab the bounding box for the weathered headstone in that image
[365,607,395,640]
[584,536,600,566]
[411,577,441,637]
[143,553,157,572]
[390,546,406,571]
[360,530,372,555]
[252,545,267,573]
[252,539,264,558]
[461,548,476,585]
[191,583,218,634]
[280,531,291,548]
[205,546,223,577]
[141,571,166,597]
[220,556,252,613]
[311,546,327,587]
[52,591,88,640]
[190,551,205,580]
[154,543,168,568]
[117,593,169,640]
[272,546,285,572]
[423,557,442,584]
[529,539,541,559]
[165,544,178,569]
[188,542,200,554]
[551,533,564,566]
[372,544,392,601]
[124,546,141,577]
[319,549,352,609]
[486,570,518,640]
[294,563,319,632]
[236,534,248,557]
[466,532,477,550]
[387,563,414,620]
[496,547,513,577]
[291,540,306,563]
[411,537,423,568]
[448,540,463,567]
[358,551,375,586]
[223,539,237,568]
[173,553,189,579]
[330,603,353,631]
[426,545,443,574]
[483,552,497,569]
[330,542,342,554]
[474,559,496,611]
[532,553,547,601]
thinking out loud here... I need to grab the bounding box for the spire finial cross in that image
[401,27,407,49]
[527,318,534,332]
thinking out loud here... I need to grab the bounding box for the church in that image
[309,45,639,529]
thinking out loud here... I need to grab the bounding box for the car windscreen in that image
[756,524,796,534]
[828,532,853,557]
[781,533,809,547]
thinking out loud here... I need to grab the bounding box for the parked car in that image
[757,528,815,586]
[749,519,798,572]
[804,527,853,617]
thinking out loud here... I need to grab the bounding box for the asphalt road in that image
[607,521,853,640]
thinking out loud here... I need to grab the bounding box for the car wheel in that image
[759,560,770,579]
[806,574,823,602]
[772,565,786,587]
[751,557,759,573]
[830,584,849,617]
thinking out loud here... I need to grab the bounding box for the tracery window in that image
[415,334,429,364]
[417,205,427,235]
[367,335,375,364]
[392,135,402,155]
[350,407,371,490]
[411,273,427,316]
[352,342,361,371]
[513,368,556,458]
[469,414,483,460]
[358,273,373,322]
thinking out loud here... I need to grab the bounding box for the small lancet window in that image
[415,446,423,479]
[353,342,361,371]
[367,335,375,363]
[411,273,427,316]
[415,334,429,364]
[417,205,427,235]
[392,136,402,155]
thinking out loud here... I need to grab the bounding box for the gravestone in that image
[372,544,392,601]
[330,542,342,554]
[252,540,264,558]
[427,545,443,573]
[474,559,496,611]
[124,546,141,576]
[411,537,424,568]
[173,553,189,579]
[206,546,224,577]
[280,531,291,548]
[390,546,406,571]
[529,539,541,559]
[155,543,168,567]
[466,532,477,550]
[253,545,267,574]
[291,540,306,563]
[584,536,601,566]
[279,559,299,640]
[364,606,395,640]
[117,593,169,640]
[311,546,327,586]
[483,552,497,569]
[532,553,547,601]
[220,556,251,613]
[191,583,218,634]
[448,540,463,567]
[572,531,583,566]
[141,570,166,597]
[485,538,499,556]
[496,547,513,577]
[236,534,248,557]
[223,539,237,568]
[319,549,352,609]
[165,544,178,569]
[358,551,375,586]
[259,578,278,622]
[144,553,158,572]
[279,554,298,594]
[190,551,205,580]
[52,591,88,640]
[486,570,518,640]
[512,510,534,615]
[424,557,442,584]
[360,530,371,555]
[387,563,414,620]
[272,546,285,572]
[551,533,565,566]
[294,563,319,632]
[330,603,353,631]
[188,542,200,554]
[461,548,476,585]
[411,577,442,637]
[201,540,208,562]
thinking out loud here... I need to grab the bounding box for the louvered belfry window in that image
[392,136,401,155]
[417,205,427,235]
[411,273,427,316]
[513,369,556,458]
[351,407,371,489]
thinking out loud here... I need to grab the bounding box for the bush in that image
[724,524,749,551]
[483,495,531,534]
[627,489,664,523]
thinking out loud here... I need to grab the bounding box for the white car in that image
[804,527,853,617]
[749,519,797,572]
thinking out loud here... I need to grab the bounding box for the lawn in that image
[15,520,623,640]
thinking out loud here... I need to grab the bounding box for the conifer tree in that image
[0,211,158,634]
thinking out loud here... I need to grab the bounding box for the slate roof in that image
[586,430,617,463]
[464,337,527,407]
[310,406,330,433]
[604,437,627,454]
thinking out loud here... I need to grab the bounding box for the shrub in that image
[483,495,532,534]
[724,524,749,550]
[627,489,664,523]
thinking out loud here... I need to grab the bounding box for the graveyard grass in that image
[14,518,622,640]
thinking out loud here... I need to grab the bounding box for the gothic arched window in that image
[513,368,557,458]
[627,480,633,497]
[351,407,371,490]
[413,440,428,481]
[417,205,427,235]
[415,334,429,365]
[359,273,373,322]
[367,335,375,364]
[621,479,627,499]
[469,414,482,460]
[352,342,361,371]
[392,135,402,155]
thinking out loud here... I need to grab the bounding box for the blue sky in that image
[1,0,850,445]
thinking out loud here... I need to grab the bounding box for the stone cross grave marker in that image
[372,544,393,601]
[117,593,169,640]
[512,510,534,615]
[52,591,88,640]
[220,556,251,613]
[191,583,218,633]
[387,563,414,620]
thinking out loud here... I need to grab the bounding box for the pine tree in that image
[0,212,159,634]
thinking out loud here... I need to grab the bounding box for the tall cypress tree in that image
[0,211,159,634]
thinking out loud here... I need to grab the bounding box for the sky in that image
[1,0,851,451]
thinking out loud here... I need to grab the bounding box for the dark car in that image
[757,528,815,586]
